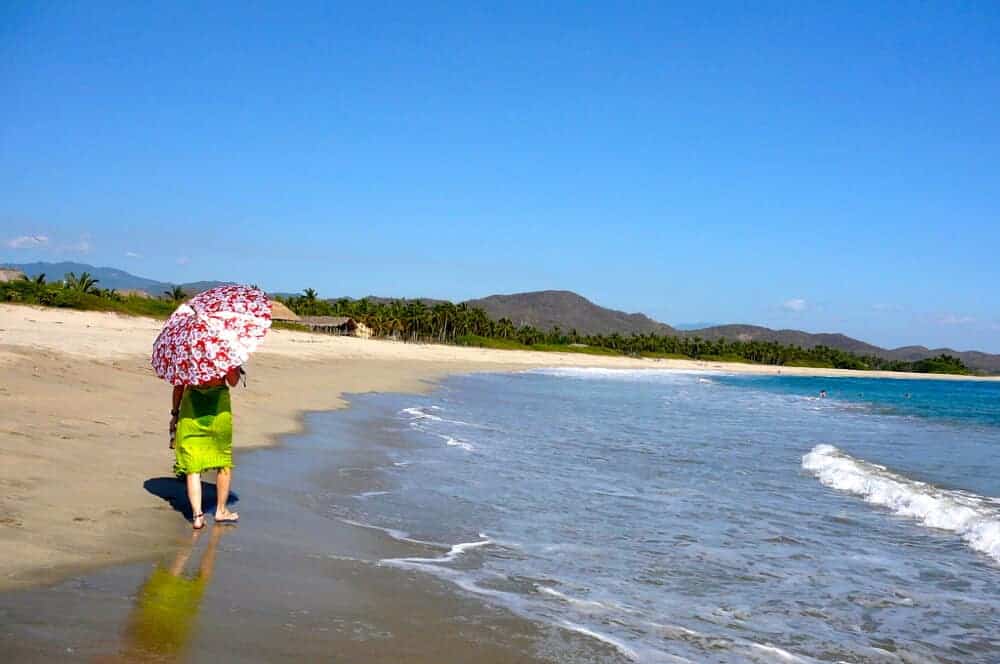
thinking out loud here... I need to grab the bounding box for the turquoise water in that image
[325,369,1000,663]
[716,374,1000,428]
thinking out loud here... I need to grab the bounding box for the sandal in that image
[214,512,239,525]
[192,512,206,530]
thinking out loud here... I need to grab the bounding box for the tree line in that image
[0,276,974,375]
[277,290,972,375]
[0,271,181,316]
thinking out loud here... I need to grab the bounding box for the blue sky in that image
[2,2,998,351]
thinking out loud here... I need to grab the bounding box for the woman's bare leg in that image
[214,468,238,521]
[186,473,205,528]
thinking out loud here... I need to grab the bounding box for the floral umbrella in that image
[152,285,272,386]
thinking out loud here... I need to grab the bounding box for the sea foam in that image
[803,444,1000,563]
[525,367,724,382]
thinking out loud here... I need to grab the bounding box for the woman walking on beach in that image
[151,285,272,529]
[169,366,242,529]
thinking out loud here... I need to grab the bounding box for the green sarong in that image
[174,386,233,476]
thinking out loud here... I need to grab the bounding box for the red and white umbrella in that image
[152,285,272,386]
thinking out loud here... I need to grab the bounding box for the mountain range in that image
[2,262,233,296]
[4,261,998,374]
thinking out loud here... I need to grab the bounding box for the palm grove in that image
[0,274,971,375]
[278,290,970,375]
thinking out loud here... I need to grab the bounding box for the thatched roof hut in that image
[270,301,300,322]
[300,315,370,338]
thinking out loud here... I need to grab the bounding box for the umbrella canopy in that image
[152,285,272,385]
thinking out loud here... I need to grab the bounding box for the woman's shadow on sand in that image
[144,477,239,520]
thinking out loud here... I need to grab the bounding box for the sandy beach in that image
[1,303,995,592]
[1,303,998,661]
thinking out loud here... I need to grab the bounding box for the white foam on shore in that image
[385,535,491,565]
[746,643,814,663]
[354,490,390,499]
[444,435,475,451]
[400,406,482,428]
[400,406,444,421]
[537,586,627,614]
[803,444,1000,563]
[558,621,644,661]
[337,518,440,548]
[526,367,724,382]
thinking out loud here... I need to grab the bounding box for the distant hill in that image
[881,347,1000,374]
[684,324,1000,374]
[1,262,232,296]
[673,321,721,331]
[464,290,677,337]
[3,262,997,373]
[683,324,886,355]
[457,292,1000,374]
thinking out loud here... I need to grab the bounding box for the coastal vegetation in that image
[0,271,177,317]
[0,274,975,376]
[277,291,973,375]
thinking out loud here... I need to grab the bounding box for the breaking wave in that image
[803,444,1000,563]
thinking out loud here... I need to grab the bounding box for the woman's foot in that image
[214,509,239,524]
[192,512,206,530]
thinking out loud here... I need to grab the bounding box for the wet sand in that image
[7,304,986,594]
[0,397,627,663]
[2,303,995,662]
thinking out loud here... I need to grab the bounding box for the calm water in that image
[324,370,1000,663]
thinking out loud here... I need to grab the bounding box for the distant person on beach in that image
[169,366,243,529]
[819,390,827,398]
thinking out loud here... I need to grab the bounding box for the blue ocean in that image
[324,370,1000,663]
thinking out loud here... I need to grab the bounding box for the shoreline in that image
[1,377,630,662]
[1,303,997,591]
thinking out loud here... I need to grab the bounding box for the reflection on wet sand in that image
[101,526,230,662]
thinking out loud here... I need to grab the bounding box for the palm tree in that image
[164,286,187,302]
[19,272,46,286]
[64,271,100,294]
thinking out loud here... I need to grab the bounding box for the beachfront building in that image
[269,300,300,322]
[119,289,154,299]
[300,315,372,338]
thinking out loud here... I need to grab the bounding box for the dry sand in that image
[0,303,994,591]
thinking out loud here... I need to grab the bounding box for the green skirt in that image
[174,386,233,476]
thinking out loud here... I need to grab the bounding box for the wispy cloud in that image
[176,256,190,265]
[6,235,49,249]
[125,251,142,258]
[781,298,807,313]
[937,314,976,326]
[871,303,903,312]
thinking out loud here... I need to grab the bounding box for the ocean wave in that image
[444,436,475,452]
[400,406,444,422]
[537,586,630,615]
[399,406,484,428]
[557,620,644,661]
[381,534,492,567]
[642,621,818,664]
[525,368,724,382]
[802,444,1000,563]
[337,518,441,548]
[354,490,390,499]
